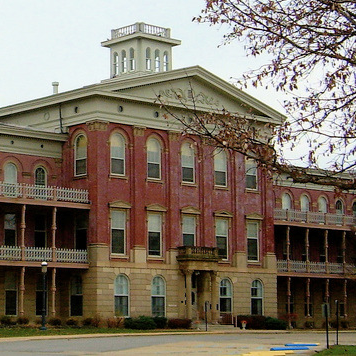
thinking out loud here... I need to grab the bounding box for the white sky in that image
[0,0,287,113]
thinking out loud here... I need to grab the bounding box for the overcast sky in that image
[0,0,287,113]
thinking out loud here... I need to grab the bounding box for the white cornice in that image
[0,124,67,141]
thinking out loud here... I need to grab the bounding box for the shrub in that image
[265,317,287,330]
[16,316,29,325]
[107,317,124,328]
[91,315,101,328]
[304,321,314,329]
[235,315,267,329]
[48,317,62,327]
[153,316,167,329]
[341,321,350,329]
[82,317,93,327]
[65,318,78,327]
[124,316,156,330]
[167,318,192,329]
[0,316,14,326]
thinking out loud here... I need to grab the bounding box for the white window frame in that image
[74,134,87,177]
[245,158,258,189]
[70,276,83,317]
[300,195,310,212]
[5,272,18,316]
[121,50,127,73]
[151,276,166,317]
[4,213,16,246]
[282,193,292,210]
[154,49,160,72]
[147,138,162,180]
[247,221,259,262]
[4,162,18,197]
[110,133,126,176]
[214,149,227,187]
[251,279,263,315]
[111,210,126,255]
[219,278,232,313]
[113,52,119,76]
[146,47,151,70]
[148,213,162,257]
[182,215,196,246]
[318,196,328,213]
[163,51,169,71]
[215,218,228,260]
[129,47,135,71]
[181,142,195,183]
[114,274,129,317]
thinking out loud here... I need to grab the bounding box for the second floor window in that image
[74,134,87,176]
[247,221,259,262]
[282,193,292,210]
[181,142,195,183]
[147,138,161,180]
[148,213,162,256]
[216,218,228,259]
[4,213,16,246]
[245,159,257,189]
[110,133,125,175]
[214,149,227,187]
[111,210,126,255]
[182,215,196,246]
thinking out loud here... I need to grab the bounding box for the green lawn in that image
[317,345,356,355]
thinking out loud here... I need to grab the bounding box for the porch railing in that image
[277,259,356,275]
[177,246,220,261]
[0,182,89,204]
[0,245,88,264]
[274,209,355,226]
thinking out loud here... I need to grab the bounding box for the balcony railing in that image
[274,209,355,226]
[0,245,88,264]
[277,259,356,275]
[177,246,220,262]
[0,182,89,204]
[111,22,169,39]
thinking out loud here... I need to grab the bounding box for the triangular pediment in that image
[146,203,167,212]
[109,200,132,209]
[181,206,201,215]
[245,213,264,220]
[214,210,234,218]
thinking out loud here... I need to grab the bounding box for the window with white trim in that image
[245,159,257,189]
[182,215,196,246]
[214,150,227,187]
[74,134,87,176]
[121,50,127,73]
[336,200,344,214]
[129,48,135,71]
[216,218,228,259]
[146,48,151,70]
[148,213,162,256]
[181,142,195,183]
[110,133,125,175]
[251,280,263,315]
[5,272,17,316]
[219,278,232,313]
[300,195,310,212]
[4,213,16,246]
[151,276,165,317]
[282,193,292,210]
[4,163,18,197]
[111,210,126,254]
[163,51,169,71]
[114,274,129,317]
[247,221,259,262]
[113,52,119,76]
[147,138,161,179]
[154,49,160,72]
[318,196,328,213]
[70,276,83,316]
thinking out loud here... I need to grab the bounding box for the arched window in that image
[121,50,127,73]
[318,196,328,213]
[129,48,135,71]
[147,138,161,179]
[214,149,227,187]
[35,167,46,186]
[110,133,125,175]
[219,279,232,313]
[154,49,160,72]
[74,134,87,176]
[114,274,129,317]
[151,276,165,317]
[336,200,344,215]
[282,193,292,210]
[146,48,151,70]
[163,51,169,71]
[70,276,83,316]
[251,280,263,315]
[245,159,257,189]
[4,163,18,197]
[181,142,195,183]
[300,195,310,212]
[113,52,119,76]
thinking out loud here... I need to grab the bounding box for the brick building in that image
[0,23,354,328]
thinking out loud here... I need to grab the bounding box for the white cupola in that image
[102,22,181,78]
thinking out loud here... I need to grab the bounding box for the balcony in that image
[177,246,220,262]
[111,22,170,39]
[274,209,355,227]
[0,245,88,265]
[0,182,89,204]
[277,259,356,276]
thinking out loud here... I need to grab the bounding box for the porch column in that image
[342,231,346,273]
[343,279,348,318]
[305,228,310,272]
[287,277,292,329]
[306,278,311,317]
[51,207,57,262]
[184,270,193,320]
[286,226,290,271]
[19,267,25,316]
[20,205,26,261]
[51,268,56,317]
[210,271,219,323]
[324,230,329,273]
[325,278,330,303]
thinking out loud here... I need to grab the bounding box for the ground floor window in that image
[114,274,129,317]
[251,280,263,315]
[70,276,83,316]
[151,276,165,317]
[219,278,232,313]
[36,274,47,316]
[5,272,17,315]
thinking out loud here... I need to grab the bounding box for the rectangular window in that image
[216,219,228,259]
[5,272,17,316]
[245,159,257,189]
[148,213,162,256]
[4,213,16,246]
[70,277,83,317]
[36,274,47,316]
[34,215,46,248]
[247,221,259,262]
[152,297,165,317]
[182,216,196,246]
[75,215,88,250]
[111,210,126,254]
[115,296,129,316]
